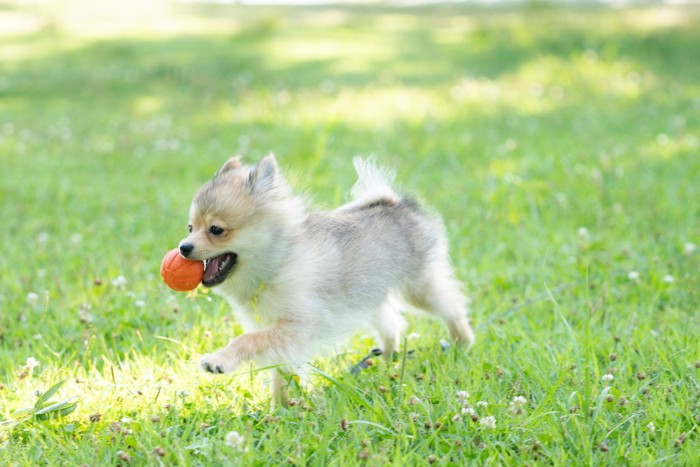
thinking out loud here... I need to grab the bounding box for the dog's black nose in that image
[179,242,194,257]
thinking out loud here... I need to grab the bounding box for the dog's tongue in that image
[203,256,224,283]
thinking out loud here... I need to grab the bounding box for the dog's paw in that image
[200,353,236,374]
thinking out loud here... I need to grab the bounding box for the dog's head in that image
[178,155,285,287]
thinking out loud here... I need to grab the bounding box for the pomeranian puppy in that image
[178,155,474,402]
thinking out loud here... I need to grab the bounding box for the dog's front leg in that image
[200,322,300,375]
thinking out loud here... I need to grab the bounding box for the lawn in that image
[1,1,699,465]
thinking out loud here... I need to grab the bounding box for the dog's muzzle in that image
[179,242,195,258]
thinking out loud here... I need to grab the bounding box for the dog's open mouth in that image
[202,252,238,287]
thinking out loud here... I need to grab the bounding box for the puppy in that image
[179,155,474,402]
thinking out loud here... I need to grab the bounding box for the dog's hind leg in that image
[407,261,474,346]
[372,299,406,359]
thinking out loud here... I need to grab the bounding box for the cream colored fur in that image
[178,155,474,403]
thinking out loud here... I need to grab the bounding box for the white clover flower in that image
[456,390,470,402]
[406,332,420,340]
[512,396,527,406]
[79,307,93,323]
[112,276,128,288]
[451,414,462,423]
[225,430,248,452]
[628,271,640,282]
[602,373,614,383]
[683,242,697,255]
[461,407,476,417]
[663,274,674,284]
[25,357,39,369]
[26,292,39,306]
[120,417,132,424]
[479,415,496,430]
[577,227,589,238]
[509,395,527,414]
[647,422,655,435]
[134,299,145,308]
[476,401,488,409]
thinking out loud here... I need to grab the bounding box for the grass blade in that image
[34,380,67,409]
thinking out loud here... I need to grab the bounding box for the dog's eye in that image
[209,225,224,236]
[188,225,193,233]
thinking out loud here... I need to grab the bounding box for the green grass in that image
[1,2,699,465]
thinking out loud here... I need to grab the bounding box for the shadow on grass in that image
[4,5,700,90]
[2,4,696,208]
[1,5,698,168]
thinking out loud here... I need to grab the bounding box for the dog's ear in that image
[215,156,243,177]
[246,154,278,193]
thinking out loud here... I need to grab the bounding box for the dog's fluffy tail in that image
[350,157,401,205]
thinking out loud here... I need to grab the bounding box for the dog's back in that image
[303,196,439,304]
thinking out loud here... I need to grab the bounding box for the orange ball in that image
[160,248,204,292]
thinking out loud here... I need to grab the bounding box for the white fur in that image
[180,156,474,402]
[349,156,400,204]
